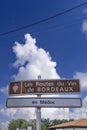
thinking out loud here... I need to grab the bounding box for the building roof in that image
[49,118,87,129]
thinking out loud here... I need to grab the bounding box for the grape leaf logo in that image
[12,84,18,93]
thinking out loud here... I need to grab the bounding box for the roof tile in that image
[49,118,87,128]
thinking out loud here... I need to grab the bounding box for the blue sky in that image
[0,0,87,129]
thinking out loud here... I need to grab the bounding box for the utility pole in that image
[36,75,41,130]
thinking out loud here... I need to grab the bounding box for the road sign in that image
[6,97,82,108]
[9,79,80,95]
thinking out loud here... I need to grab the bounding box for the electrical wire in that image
[0,1,87,36]
[0,16,86,41]
[28,16,87,36]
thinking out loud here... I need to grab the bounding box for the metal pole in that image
[36,75,41,130]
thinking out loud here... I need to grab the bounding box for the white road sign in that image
[6,97,82,108]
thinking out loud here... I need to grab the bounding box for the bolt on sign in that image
[9,79,80,95]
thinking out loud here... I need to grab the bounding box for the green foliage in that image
[41,122,48,130]
[8,118,72,130]
[49,119,69,126]
[8,119,32,130]
[0,128,2,130]
[31,119,36,130]
[41,118,50,127]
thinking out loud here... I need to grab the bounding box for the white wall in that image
[64,128,73,130]
[56,128,73,130]
[75,128,87,130]
[56,127,87,130]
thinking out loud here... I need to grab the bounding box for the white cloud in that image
[0,121,9,130]
[9,34,87,121]
[13,34,60,80]
[83,8,87,13]
[69,96,87,119]
[42,108,69,120]
[0,85,8,96]
[7,33,70,123]
[82,20,87,37]
[1,33,61,128]
[73,72,87,90]
[0,107,36,130]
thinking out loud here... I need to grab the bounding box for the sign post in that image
[36,102,41,130]
[36,75,41,130]
[6,78,81,130]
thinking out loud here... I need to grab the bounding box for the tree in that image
[8,120,19,130]
[41,118,50,127]
[8,119,32,130]
[31,119,36,130]
[8,118,72,130]
[41,122,47,130]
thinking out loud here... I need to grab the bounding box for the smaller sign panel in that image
[9,81,22,95]
[9,79,80,95]
[6,97,82,108]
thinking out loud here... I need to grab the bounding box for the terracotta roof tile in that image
[49,118,87,128]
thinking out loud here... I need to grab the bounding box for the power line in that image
[0,16,86,41]
[0,1,87,37]
[29,16,87,36]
